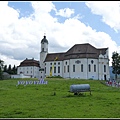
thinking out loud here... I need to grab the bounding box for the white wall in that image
[11,74,31,78]
[17,66,39,78]
[44,57,110,80]
[45,61,63,77]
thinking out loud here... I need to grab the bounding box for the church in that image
[17,34,110,80]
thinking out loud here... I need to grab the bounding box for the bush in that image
[46,75,63,78]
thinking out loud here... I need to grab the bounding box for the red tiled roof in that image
[45,43,108,62]
[18,58,40,67]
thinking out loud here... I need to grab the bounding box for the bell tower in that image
[39,33,48,79]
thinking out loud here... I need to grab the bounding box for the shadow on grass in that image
[63,92,92,98]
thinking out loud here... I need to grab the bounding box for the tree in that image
[12,65,17,74]
[0,59,4,79]
[7,64,12,74]
[112,51,120,80]
[3,65,7,72]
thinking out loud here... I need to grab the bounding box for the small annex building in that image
[17,58,40,78]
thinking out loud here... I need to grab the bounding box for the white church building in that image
[17,34,110,80]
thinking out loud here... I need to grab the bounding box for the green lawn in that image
[0,78,120,118]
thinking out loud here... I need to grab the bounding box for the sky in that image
[0,1,120,67]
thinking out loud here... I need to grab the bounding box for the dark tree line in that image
[0,59,17,80]
[3,64,17,75]
[112,51,120,80]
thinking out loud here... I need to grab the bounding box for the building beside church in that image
[17,58,40,78]
[17,34,110,80]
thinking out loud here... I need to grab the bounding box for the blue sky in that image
[0,1,120,66]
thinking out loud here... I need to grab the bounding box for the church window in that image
[58,62,60,65]
[54,62,56,65]
[68,65,69,72]
[58,66,60,73]
[91,60,94,64]
[54,67,56,73]
[104,65,106,72]
[94,65,96,72]
[81,64,83,72]
[73,65,75,72]
[89,64,91,72]
[75,60,81,64]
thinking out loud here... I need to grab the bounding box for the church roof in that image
[45,43,108,62]
[18,58,40,67]
[45,52,65,62]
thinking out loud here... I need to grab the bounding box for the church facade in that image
[39,35,110,80]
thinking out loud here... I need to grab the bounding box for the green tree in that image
[0,59,4,79]
[3,65,7,72]
[12,65,17,74]
[7,64,12,74]
[112,51,120,80]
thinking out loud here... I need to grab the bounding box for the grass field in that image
[0,78,120,118]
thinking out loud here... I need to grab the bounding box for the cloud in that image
[48,17,119,65]
[0,1,120,67]
[31,1,56,13]
[56,8,74,18]
[0,53,21,67]
[85,1,120,32]
[0,1,19,27]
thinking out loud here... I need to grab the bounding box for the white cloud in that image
[0,53,21,67]
[56,8,74,18]
[48,17,119,65]
[31,1,56,13]
[0,1,19,28]
[85,1,120,32]
[0,1,120,67]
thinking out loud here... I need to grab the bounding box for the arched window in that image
[58,66,60,73]
[104,65,106,72]
[54,67,56,73]
[89,64,91,72]
[94,65,96,72]
[68,65,69,72]
[73,65,75,72]
[81,64,83,72]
